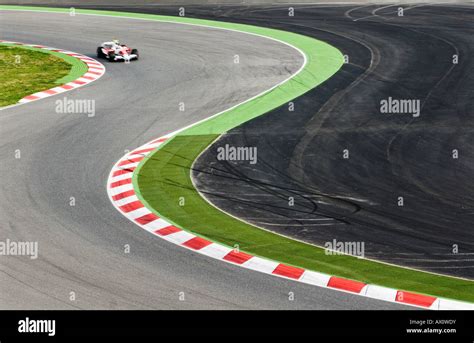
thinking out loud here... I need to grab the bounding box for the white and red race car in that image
[97,40,139,62]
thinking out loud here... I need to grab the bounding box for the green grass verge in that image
[0,43,87,106]
[137,135,474,303]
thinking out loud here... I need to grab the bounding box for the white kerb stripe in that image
[438,299,474,310]
[76,77,93,83]
[30,92,53,99]
[110,172,134,183]
[49,86,69,94]
[109,183,134,196]
[364,285,398,302]
[114,195,139,207]
[429,299,441,310]
[125,207,152,220]
[199,243,233,260]
[143,218,172,232]
[63,82,82,89]
[242,256,279,274]
[163,231,196,245]
[299,270,332,287]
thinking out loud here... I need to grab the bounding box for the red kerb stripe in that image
[223,250,253,264]
[151,137,168,144]
[327,276,366,293]
[272,264,305,279]
[155,225,181,236]
[135,213,160,225]
[112,190,135,201]
[118,200,144,213]
[118,157,143,166]
[112,168,135,177]
[110,178,132,188]
[182,237,212,250]
[23,95,39,101]
[396,291,436,307]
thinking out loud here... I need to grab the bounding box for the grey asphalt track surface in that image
[192,4,474,279]
[0,9,411,309]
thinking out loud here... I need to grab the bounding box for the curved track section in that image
[108,136,472,309]
[0,9,407,309]
[193,4,474,279]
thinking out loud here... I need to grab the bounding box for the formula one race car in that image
[96,40,139,62]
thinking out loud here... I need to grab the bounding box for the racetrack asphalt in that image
[191,4,474,279]
[0,8,411,309]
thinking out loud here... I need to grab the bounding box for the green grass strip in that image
[4,5,472,302]
[0,42,87,106]
[138,135,474,302]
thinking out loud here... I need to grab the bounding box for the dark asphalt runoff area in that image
[0,6,412,309]
[190,4,474,279]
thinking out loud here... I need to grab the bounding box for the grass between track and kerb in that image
[4,5,471,303]
[0,43,87,106]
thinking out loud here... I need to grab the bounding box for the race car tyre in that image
[108,52,116,62]
[96,47,105,58]
[131,49,139,60]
